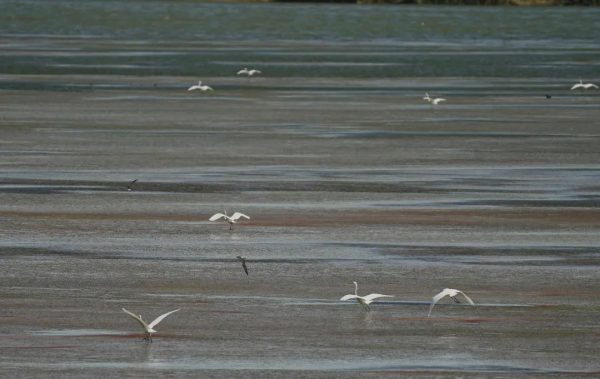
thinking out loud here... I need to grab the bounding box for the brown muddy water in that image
[1,1,600,378]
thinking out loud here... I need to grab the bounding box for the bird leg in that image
[359,300,371,312]
[451,296,461,303]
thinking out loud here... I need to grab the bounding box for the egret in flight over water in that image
[428,288,475,317]
[570,80,598,90]
[237,255,249,275]
[237,68,262,76]
[188,80,213,91]
[121,308,180,342]
[423,92,446,105]
[209,211,250,230]
[340,281,393,311]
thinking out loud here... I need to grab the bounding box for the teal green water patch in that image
[1,2,599,77]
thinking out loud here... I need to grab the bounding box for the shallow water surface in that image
[1,1,600,378]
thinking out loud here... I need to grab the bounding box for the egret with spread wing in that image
[571,80,598,90]
[428,288,475,317]
[340,281,393,311]
[209,210,250,230]
[237,68,262,76]
[423,92,446,105]
[188,80,213,91]
[121,308,180,342]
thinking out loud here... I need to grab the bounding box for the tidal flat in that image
[1,2,600,377]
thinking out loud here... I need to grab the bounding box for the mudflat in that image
[1,2,600,377]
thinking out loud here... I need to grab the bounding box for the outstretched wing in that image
[122,308,149,330]
[209,213,227,221]
[148,309,180,329]
[230,212,250,221]
[363,293,393,304]
[242,261,249,275]
[588,83,599,89]
[340,294,359,301]
[571,84,582,90]
[428,289,452,317]
[457,291,475,305]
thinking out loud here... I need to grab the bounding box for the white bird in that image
[209,210,250,230]
[428,288,475,317]
[570,80,598,90]
[423,92,446,105]
[237,68,262,76]
[187,80,213,91]
[121,308,180,342]
[339,281,393,311]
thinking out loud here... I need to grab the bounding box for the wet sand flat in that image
[1,73,599,378]
[1,3,600,377]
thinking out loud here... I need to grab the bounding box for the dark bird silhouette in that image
[237,256,249,275]
[127,179,138,191]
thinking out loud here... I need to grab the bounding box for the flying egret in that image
[570,80,598,90]
[188,80,213,91]
[127,179,137,192]
[209,210,250,230]
[423,92,446,105]
[339,281,393,311]
[428,288,475,317]
[237,68,262,76]
[237,255,249,275]
[121,308,180,342]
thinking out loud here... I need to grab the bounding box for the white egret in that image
[237,255,249,275]
[188,80,213,91]
[571,80,598,90]
[121,308,180,342]
[428,288,475,317]
[423,92,446,105]
[340,281,393,311]
[237,68,262,76]
[209,210,250,230]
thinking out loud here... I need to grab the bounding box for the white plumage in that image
[188,80,213,91]
[340,281,393,311]
[571,80,598,90]
[237,68,262,76]
[209,210,251,230]
[122,308,180,342]
[423,92,446,105]
[428,288,475,317]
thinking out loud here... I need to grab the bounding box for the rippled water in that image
[1,1,599,378]
[1,1,599,79]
